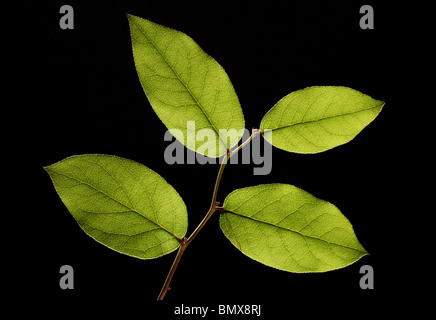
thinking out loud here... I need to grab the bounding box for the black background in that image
[16,0,418,317]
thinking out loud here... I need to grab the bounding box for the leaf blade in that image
[220,184,367,273]
[260,86,384,153]
[45,154,188,259]
[128,14,245,157]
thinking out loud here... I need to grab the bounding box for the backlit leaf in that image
[220,184,367,272]
[260,86,384,153]
[128,14,245,157]
[45,154,188,259]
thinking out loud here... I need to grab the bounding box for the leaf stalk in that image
[157,129,261,300]
[157,149,228,300]
[157,129,259,300]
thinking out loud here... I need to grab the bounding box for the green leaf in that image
[220,184,367,273]
[44,155,188,259]
[128,14,245,157]
[260,86,384,153]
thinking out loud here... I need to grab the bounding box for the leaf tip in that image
[43,164,52,173]
[126,13,142,26]
[126,13,135,25]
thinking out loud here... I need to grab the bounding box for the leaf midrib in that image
[264,103,383,132]
[222,208,366,253]
[48,168,181,241]
[131,17,227,150]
